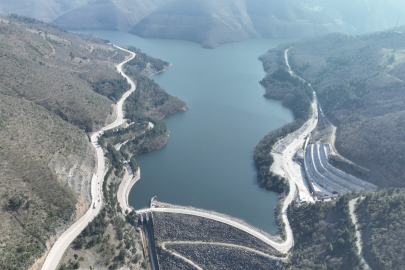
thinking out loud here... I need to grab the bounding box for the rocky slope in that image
[0,14,130,269]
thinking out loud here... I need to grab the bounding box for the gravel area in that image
[153,212,282,257]
[168,244,282,270]
[155,201,281,242]
[156,248,196,270]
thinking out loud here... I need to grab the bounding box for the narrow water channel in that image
[78,30,294,234]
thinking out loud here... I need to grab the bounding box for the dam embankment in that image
[79,30,295,233]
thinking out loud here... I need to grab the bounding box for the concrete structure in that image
[136,207,293,254]
[304,142,377,196]
[139,211,160,270]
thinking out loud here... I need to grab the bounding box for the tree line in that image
[356,188,405,270]
[287,194,362,269]
[255,51,313,194]
[92,78,130,102]
[127,46,169,72]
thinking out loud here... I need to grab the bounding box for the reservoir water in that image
[78,31,294,234]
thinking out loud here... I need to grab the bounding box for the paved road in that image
[137,49,320,255]
[41,45,136,270]
[280,48,319,251]
[116,121,154,214]
[279,90,318,251]
[137,207,293,253]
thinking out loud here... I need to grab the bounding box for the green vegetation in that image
[287,194,362,269]
[129,157,139,173]
[126,46,169,73]
[59,43,185,270]
[101,113,150,146]
[124,65,187,119]
[285,30,405,187]
[126,120,168,155]
[356,188,405,270]
[9,13,67,32]
[254,47,313,194]
[98,48,186,160]
[0,14,131,268]
[92,78,130,102]
[106,143,124,175]
[0,14,127,133]
[0,94,81,269]
[59,168,144,269]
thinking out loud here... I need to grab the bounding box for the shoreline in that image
[117,168,140,214]
[116,57,187,214]
[153,201,283,243]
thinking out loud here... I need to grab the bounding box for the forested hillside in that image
[254,48,313,194]
[0,12,188,269]
[53,0,168,31]
[356,188,405,270]
[127,0,405,48]
[0,14,128,269]
[0,0,89,22]
[259,27,405,188]
[3,0,405,48]
[58,45,187,270]
[287,195,362,269]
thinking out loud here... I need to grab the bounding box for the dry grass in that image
[0,14,131,269]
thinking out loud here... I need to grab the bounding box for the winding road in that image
[136,49,319,255]
[42,45,319,268]
[41,45,136,270]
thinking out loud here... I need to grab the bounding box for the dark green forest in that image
[287,195,362,270]
[284,30,405,187]
[127,46,169,73]
[255,48,313,194]
[92,78,130,102]
[356,188,405,270]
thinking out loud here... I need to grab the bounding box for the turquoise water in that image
[78,31,294,234]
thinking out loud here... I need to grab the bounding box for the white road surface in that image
[41,45,136,270]
[137,206,296,253]
[136,49,320,255]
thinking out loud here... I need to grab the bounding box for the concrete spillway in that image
[304,142,377,196]
[138,212,160,270]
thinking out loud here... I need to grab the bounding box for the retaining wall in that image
[304,142,378,196]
